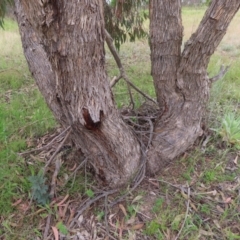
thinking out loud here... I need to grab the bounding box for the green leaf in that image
[56,221,68,235]
[86,189,94,198]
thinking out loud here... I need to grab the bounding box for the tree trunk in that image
[14,0,141,187]
[147,0,240,173]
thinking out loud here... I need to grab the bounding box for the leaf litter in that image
[2,113,240,239]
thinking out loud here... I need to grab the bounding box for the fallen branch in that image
[43,214,51,240]
[105,29,157,105]
[43,127,72,174]
[60,157,87,190]
[110,75,121,87]
[209,65,230,83]
[104,195,110,238]
[49,159,62,198]
[19,126,71,156]
[149,178,182,189]
[0,68,21,74]
[110,147,147,208]
[175,185,190,240]
[69,189,118,228]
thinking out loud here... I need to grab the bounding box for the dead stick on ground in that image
[60,158,87,190]
[110,135,147,207]
[43,127,71,174]
[150,178,182,189]
[43,214,51,240]
[69,189,118,228]
[175,184,190,240]
[49,159,62,198]
[104,195,110,238]
[110,155,146,208]
[105,29,156,105]
[20,126,71,156]
[98,227,118,240]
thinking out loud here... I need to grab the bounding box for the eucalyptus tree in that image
[4,0,239,187]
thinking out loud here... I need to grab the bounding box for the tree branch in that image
[181,0,240,72]
[105,29,157,105]
[209,65,230,83]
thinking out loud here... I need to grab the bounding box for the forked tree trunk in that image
[147,0,240,173]
[14,0,141,187]
[14,0,240,187]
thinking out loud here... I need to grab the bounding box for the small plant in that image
[171,214,184,231]
[200,204,211,214]
[96,211,105,221]
[127,204,137,217]
[28,172,49,205]
[152,198,164,213]
[85,189,94,198]
[215,112,240,149]
[203,169,216,183]
[56,221,68,235]
[145,220,161,236]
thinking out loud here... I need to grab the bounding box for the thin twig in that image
[109,122,149,207]
[149,178,181,189]
[201,135,211,152]
[69,189,118,228]
[146,118,154,149]
[122,72,157,104]
[209,65,230,83]
[175,185,190,240]
[60,158,87,190]
[0,68,21,74]
[49,159,62,198]
[127,80,135,109]
[110,75,122,87]
[43,127,72,174]
[110,155,146,208]
[104,195,110,238]
[20,126,71,156]
[97,227,118,240]
[43,214,51,240]
[105,29,156,105]
[109,175,144,208]
[105,29,134,107]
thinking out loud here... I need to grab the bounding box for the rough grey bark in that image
[14,0,141,187]
[147,0,240,173]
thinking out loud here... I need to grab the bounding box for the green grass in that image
[0,7,240,239]
[0,18,56,229]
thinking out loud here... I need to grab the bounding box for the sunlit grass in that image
[0,19,56,220]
